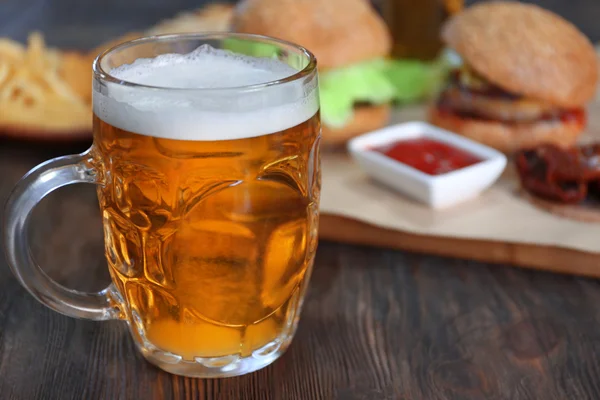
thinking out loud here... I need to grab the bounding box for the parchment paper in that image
[320,99,600,254]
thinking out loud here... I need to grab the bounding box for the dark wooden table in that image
[2,1,600,398]
[2,140,600,400]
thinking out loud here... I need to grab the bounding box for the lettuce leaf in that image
[384,60,439,102]
[222,38,455,129]
[384,52,456,103]
[221,38,307,70]
[221,37,280,58]
[319,59,397,127]
[319,57,450,128]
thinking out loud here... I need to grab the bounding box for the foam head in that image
[94,44,319,141]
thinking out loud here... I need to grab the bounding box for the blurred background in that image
[1,0,599,51]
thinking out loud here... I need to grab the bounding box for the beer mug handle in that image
[3,153,119,321]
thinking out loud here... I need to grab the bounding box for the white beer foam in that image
[94,44,318,141]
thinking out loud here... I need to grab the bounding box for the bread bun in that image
[321,105,390,146]
[232,0,391,70]
[442,1,598,107]
[428,106,584,153]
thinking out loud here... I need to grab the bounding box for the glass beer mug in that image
[3,33,321,378]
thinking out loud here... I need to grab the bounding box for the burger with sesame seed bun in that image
[428,1,599,154]
[232,0,443,146]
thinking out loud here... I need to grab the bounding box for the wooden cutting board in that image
[319,214,600,277]
[318,103,600,278]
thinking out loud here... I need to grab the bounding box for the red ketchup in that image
[372,137,483,175]
[560,108,586,125]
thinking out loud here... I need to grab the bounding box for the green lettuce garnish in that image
[220,38,455,129]
[319,59,396,127]
[319,57,451,128]
[221,38,307,70]
[385,50,457,103]
[385,59,443,102]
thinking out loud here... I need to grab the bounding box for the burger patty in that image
[438,86,560,123]
[435,68,587,129]
[438,67,572,123]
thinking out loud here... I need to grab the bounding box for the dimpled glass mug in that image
[3,33,321,378]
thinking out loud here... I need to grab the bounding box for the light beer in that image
[92,45,320,366]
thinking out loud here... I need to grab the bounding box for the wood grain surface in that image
[319,214,600,278]
[3,142,600,399]
[1,1,600,398]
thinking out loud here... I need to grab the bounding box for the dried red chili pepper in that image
[516,145,588,203]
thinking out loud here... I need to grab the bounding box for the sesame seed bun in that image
[441,1,598,107]
[428,106,584,154]
[232,0,392,70]
[321,105,390,147]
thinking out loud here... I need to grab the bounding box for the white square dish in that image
[347,121,508,209]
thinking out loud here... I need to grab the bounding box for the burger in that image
[428,1,599,154]
[231,0,440,146]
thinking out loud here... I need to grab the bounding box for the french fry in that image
[0,32,91,136]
